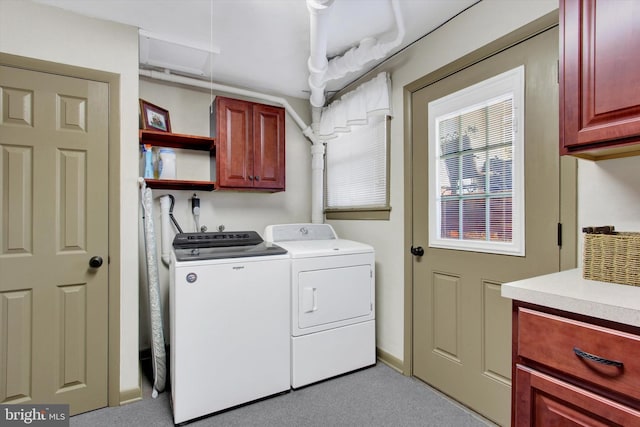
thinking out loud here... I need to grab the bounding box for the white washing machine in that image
[264,223,376,388]
[170,231,290,424]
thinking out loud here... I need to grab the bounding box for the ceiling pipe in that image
[306,0,404,110]
[138,68,319,145]
[307,0,335,109]
[323,0,404,83]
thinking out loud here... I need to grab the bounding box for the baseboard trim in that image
[119,386,142,405]
[119,365,142,405]
[376,348,404,373]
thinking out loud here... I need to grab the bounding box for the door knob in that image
[410,246,424,257]
[89,256,103,268]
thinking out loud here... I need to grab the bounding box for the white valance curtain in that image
[323,72,391,210]
[318,71,392,139]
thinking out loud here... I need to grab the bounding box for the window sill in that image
[324,206,391,220]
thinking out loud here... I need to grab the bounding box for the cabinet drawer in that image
[517,307,640,402]
[515,365,640,426]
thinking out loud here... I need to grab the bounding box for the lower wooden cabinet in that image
[512,302,640,426]
[515,365,640,426]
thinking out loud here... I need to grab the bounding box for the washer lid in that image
[275,239,373,258]
[173,241,287,261]
[173,231,263,249]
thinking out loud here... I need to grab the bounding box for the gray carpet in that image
[71,363,494,426]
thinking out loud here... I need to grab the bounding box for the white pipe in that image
[311,106,322,129]
[307,0,334,108]
[138,69,319,145]
[310,142,325,224]
[159,195,172,266]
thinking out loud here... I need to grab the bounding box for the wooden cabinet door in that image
[560,0,640,157]
[515,365,640,426]
[216,97,253,188]
[252,103,285,190]
[215,97,285,191]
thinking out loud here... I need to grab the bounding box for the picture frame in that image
[140,99,171,132]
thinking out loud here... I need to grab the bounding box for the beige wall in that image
[327,0,559,361]
[0,0,141,394]
[138,78,312,348]
[577,157,640,263]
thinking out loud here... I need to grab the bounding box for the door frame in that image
[0,52,122,406]
[402,11,576,376]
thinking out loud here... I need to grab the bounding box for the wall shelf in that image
[139,129,215,151]
[139,129,216,191]
[143,178,215,191]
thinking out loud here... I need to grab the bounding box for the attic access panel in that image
[139,30,219,77]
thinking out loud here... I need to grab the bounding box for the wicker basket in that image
[583,232,640,286]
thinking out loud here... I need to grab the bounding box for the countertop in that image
[501,268,640,327]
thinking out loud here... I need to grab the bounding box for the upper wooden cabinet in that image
[560,0,640,159]
[213,96,286,191]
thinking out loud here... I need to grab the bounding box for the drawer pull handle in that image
[573,347,623,368]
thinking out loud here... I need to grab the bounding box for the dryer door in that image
[294,254,374,335]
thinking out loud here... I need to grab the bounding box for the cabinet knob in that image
[255,176,260,181]
[248,175,254,180]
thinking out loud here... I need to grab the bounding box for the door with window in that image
[411,27,575,426]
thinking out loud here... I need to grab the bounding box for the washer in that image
[264,223,376,388]
[170,231,290,424]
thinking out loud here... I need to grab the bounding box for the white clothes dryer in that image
[264,224,375,388]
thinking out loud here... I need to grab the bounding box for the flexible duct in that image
[139,182,167,397]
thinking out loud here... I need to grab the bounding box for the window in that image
[428,66,524,255]
[320,72,392,220]
[325,115,389,218]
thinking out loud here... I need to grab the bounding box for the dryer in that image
[264,223,375,388]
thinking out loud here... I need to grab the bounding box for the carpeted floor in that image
[70,362,495,426]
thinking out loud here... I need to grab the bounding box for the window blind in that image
[428,65,524,256]
[437,97,514,242]
[325,115,387,208]
[321,72,391,213]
